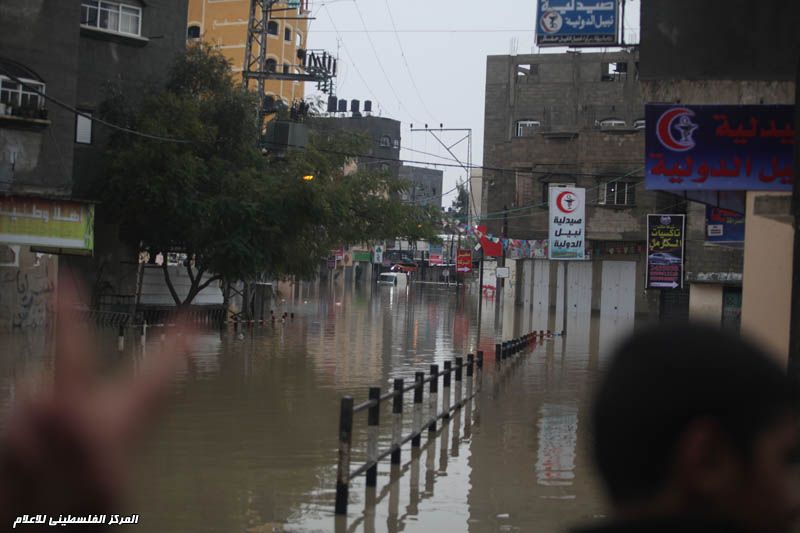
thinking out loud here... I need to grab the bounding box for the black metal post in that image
[428,364,439,432]
[391,378,403,465]
[366,387,380,487]
[455,356,463,382]
[335,396,354,515]
[412,372,424,447]
[467,353,474,378]
[443,360,452,420]
[477,350,484,370]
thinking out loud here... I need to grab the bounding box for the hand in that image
[0,281,192,530]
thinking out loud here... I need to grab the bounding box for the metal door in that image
[601,261,636,319]
[532,260,550,331]
[567,261,593,315]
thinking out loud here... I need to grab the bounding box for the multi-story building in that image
[639,0,799,364]
[483,50,675,319]
[0,0,188,329]
[187,0,309,104]
[398,165,443,208]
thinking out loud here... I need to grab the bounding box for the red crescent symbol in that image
[556,191,577,213]
[657,107,694,152]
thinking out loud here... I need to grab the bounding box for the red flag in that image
[477,225,502,257]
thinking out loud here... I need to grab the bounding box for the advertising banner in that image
[456,249,472,273]
[646,214,685,289]
[549,186,586,260]
[706,206,745,243]
[536,0,618,47]
[645,104,794,191]
[0,197,94,253]
[353,250,371,262]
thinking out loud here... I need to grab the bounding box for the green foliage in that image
[450,182,470,222]
[99,44,439,304]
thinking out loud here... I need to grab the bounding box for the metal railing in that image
[334,330,542,517]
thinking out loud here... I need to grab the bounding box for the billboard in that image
[0,197,94,253]
[706,206,745,243]
[536,0,618,47]
[549,186,585,260]
[645,104,794,191]
[646,214,685,289]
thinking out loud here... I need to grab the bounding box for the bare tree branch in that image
[161,260,182,306]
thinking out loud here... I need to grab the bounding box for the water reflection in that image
[0,283,636,532]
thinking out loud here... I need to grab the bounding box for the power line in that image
[382,0,436,121]
[350,0,418,122]
[322,5,384,112]
[0,67,192,145]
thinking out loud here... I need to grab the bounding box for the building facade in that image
[639,0,798,364]
[398,165,443,208]
[483,50,673,318]
[187,0,309,104]
[0,0,189,329]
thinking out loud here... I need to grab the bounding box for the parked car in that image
[378,272,408,288]
[648,252,682,265]
[390,261,418,273]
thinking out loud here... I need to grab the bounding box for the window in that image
[267,21,278,35]
[284,27,292,42]
[0,75,45,110]
[187,25,201,39]
[75,112,93,144]
[597,118,627,129]
[379,135,391,148]
[265,58,277,73]
[392,139,400,149]
[601,62,627,82]
[515,171,534,207]
[633,119,646,130]
[283,63,290,73]
[598,181,636,206]
[81,1,142,37]
[542,182,576,205]
[516,64,538,78]
[515,120,541,137]
[295,32,303,48]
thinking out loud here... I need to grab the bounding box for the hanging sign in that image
[548,186,586,260]
[456,249,473,273]
[646,214,685,289]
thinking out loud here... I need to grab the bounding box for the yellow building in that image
[187,0,309,103]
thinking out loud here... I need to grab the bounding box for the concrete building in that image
[309,115,402,179]
[470,168,485,219]
[187,0,309,104]
[398,165,443,208]
[483,50,675,320]
[0,0,189,329]
[639,0,799,365]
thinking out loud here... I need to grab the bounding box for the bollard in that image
[454,357,463,409]
[495,343,502,363]
[117,324,125,352]
[428,364,439,433]
[443,361,452,420]
[335,396,354,515]
[391,378,404,465]
[467,353,474,378]
[477,351,484,370]
[366,387,380,487]
[140,321,147,347]
[411,372,424,447]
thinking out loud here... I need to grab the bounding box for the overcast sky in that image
[307,0,641,209]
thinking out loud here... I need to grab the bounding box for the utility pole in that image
[788,61,800,381]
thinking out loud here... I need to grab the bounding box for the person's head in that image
[592,323,800,532]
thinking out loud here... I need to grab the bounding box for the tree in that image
[450,182,470,223]
[99,44,439,307]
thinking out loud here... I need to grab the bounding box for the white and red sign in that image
[548,186,585,260]
[456,249,472,273]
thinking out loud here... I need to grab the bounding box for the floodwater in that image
[0,283,637,532]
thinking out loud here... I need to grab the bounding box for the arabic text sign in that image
[706,206,745,243]
[0,197,94,252]
[646,214,685,290]
[548,186,585,260]
[536,0,618,47]
[457,249,472,273]
[13,514,140,528]
[645,104,794,191]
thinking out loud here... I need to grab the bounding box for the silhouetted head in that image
[592,323,800,532]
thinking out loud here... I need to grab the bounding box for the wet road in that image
[0,283,635,532]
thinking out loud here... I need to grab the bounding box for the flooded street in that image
[0,284,634,532]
